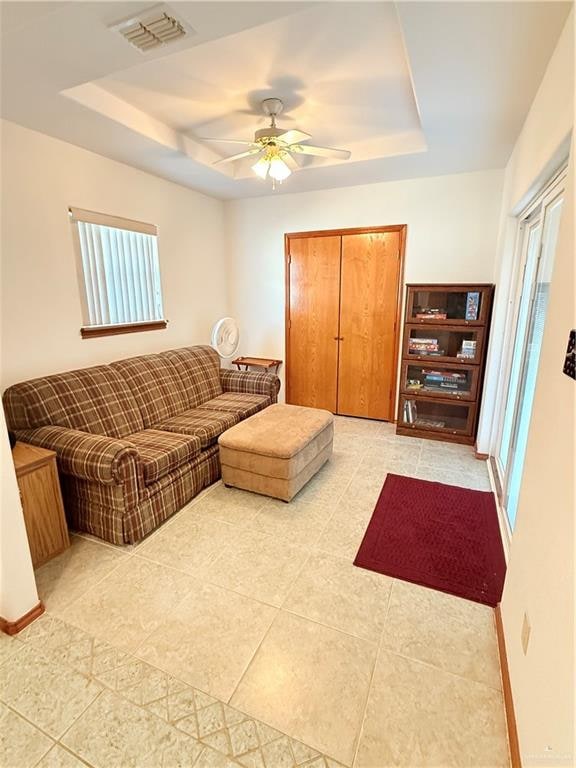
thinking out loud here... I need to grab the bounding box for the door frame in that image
[284,224,407,418]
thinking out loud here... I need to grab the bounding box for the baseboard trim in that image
[0,601,45,636]
[495,605,522,768]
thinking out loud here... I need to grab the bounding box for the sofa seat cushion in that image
[201,393,271,419]
[125,429,202,485]
[159,408,240,449]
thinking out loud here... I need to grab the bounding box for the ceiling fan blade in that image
[202,138,256,146]
[282,152,300,171]
[213,148,262,165]
[294,144,351,160]
[277,129,312,145]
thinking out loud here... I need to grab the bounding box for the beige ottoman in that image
[218,403,334,501]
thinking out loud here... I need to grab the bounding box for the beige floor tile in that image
[201,530,310,607]
[340,472,385,506]
[136,582,277,701]
[381,580,502,689]
[413,465,492,491]
[332,434,370,456]
[333,417,388,438]
[62,557,195,652]
[0,702,54,768]
[137,515,237,575]
[248,498,335,548]
[315,501,373,560]
[355,650,509,767]
[283,552,392,641]
[363,439,421,465]
[62,689,203,768]
[0,631,22,666]
[18,614,134,680]
[34,535,128,613]
[191,484,268,526]
[231,612,377,766]
[291,466,352,506]
[0,645,101,739]
[37,744,90,768]
[419,447,487,474]
[194,746,244,767]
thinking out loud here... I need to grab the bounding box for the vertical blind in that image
[74,215,164,327]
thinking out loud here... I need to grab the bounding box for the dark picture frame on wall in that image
[563,329,575,380]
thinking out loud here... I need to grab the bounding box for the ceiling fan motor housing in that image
[254,126,285,143]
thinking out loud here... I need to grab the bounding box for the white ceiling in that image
[0,1,571,199]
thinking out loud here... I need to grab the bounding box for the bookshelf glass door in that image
[408,287,488,325]
[405,326,484,364]
[399,396,475,436]
[402,362,478,400]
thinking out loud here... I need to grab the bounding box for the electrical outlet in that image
[521,612,531,655]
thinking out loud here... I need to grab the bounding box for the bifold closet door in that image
[286,235,341,411]
[337,231,402,420]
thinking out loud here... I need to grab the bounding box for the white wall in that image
[480,13,574,766]
[478,12,575,455]
[225,169,504,396]
[0,119,227,389]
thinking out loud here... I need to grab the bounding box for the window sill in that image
[80,320,168,339]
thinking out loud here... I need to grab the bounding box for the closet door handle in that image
[333,336,344,341]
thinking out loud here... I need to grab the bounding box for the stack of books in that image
[457,339,477,358]
[408,338,444,356]
[415,307,447,320]
[422,370,468,394]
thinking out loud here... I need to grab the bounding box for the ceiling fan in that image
[204,98,351,185]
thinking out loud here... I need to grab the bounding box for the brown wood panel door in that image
[286,235,341,411]
[337,231,402,420]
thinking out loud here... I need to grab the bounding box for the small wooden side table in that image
[232,356,282,374]
[12,442,70,568]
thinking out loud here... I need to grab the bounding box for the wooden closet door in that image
[286,236,341,411]
[337,231,401,420]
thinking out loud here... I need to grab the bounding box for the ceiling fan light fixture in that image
[268,156,291,182]
[252,157,270,179]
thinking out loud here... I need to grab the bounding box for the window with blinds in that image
[69,208,166,338]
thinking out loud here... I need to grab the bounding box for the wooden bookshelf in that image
[396,283,494,445]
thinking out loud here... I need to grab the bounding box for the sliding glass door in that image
[496,177,565,529]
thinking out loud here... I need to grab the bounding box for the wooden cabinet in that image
[13,442,70,567]
[286,226,406,421]
[397,284,494,445]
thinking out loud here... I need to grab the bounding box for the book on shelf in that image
[403,400,417,424]
[415,312,447,320]
[457,339,477,358]
[465,291,480,321]
[415,418,446,428]
[414,307,447,320]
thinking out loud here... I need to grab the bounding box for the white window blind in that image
[70,208,164,328]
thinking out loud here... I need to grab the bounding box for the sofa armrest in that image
[15,426,139,485]
[220,369,280,402]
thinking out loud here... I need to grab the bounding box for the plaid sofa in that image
[3,346,280,545]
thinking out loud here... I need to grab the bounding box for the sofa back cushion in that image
[110,354,189,428]
[160,346,222,408]
[3,366,143,438]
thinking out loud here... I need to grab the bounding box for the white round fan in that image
[211,317,240,359]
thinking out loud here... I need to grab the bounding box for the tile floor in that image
[1,417,511,768]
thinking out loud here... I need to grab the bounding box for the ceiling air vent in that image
[110,5,191,52]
